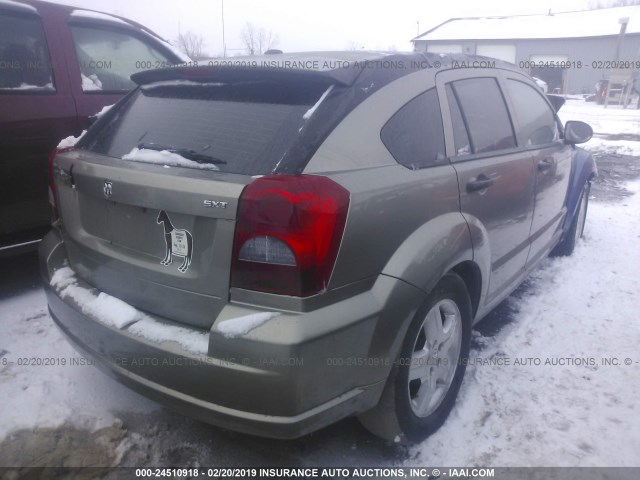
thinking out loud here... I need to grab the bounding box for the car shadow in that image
[471,280,533,349]
[113,409,411,467]
[0,251,41,301]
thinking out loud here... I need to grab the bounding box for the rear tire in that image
[358,273,472,442]
[551,181,590,257]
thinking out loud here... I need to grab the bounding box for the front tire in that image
[358,273,472,442]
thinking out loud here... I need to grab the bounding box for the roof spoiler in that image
[131,65,360,88]
[546,94,565,113]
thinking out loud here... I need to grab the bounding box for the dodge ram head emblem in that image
[103,181,113,198]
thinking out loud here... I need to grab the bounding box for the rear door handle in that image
[538,158,554,172]
[466,175,495,193]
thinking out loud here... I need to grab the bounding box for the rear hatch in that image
[53,72,341,330]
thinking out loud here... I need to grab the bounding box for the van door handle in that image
[538,158,554,172]
[466,175,495,193]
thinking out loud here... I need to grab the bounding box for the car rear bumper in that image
[40,229,425,438]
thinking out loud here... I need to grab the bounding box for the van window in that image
[381,88,446,169]
[70,25,175,92]
[448,77,516,154]
[506,79,559,146]
[0,13,54,91]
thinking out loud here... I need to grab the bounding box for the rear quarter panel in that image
[306,68,477,298]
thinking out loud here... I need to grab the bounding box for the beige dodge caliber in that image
[41,52,596,441]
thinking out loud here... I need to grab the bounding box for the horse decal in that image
[156,210,193,273]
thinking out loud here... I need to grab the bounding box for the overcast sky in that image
[48,0,596,56]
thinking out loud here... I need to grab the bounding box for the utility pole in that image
[614,16,629,62]
[221,0,227,58]
[605,16,629,108]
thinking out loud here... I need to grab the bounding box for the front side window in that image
[448,77,516,154]
[505,79,559,147]
[0,13,54,91]
[381,88,446,170]
[70,25,175,92]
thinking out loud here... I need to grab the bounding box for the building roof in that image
[413,6,640,42]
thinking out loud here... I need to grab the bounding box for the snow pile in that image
[56,104,113,149]
[303,85,334,120]
[122,148,220,171]
[81,73,103,91]
[95,103,114,118]
[128,319,208,355]
[57,131,86,149]
[49,267,207,354]
[216,312,280,338]
[583,137,640,157]
[52,273,141,330]
[409,182,640,466]
[2,82,54,91]
[0,289,158,439]
[50,266,76,290]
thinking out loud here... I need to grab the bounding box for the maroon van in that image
[0,0,188,255]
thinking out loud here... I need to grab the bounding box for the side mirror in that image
[564,120,593,145]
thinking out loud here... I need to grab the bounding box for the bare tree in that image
[345,41,364,51]
[176,31,207,59]
[240,22,279,55]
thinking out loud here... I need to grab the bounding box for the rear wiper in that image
[137,143,227,165]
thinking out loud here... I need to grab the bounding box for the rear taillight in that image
[48,146,73,215]
[231,175,350,297]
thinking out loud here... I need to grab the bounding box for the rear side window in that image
[81,82,330,175]
[381,89,446,170]
[0,13,54,91]
[70,25,175,92]
[505,79,559,146]
[448,77,516,154]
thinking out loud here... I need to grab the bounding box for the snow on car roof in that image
[0,0,38,14]
[414,6,640,41]
[69,9,132,26]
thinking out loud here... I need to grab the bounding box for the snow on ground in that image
[0,95,638,467]
[3,183,638,466]
[410,182,640,467]
[560,97,640,157]
[0,289,158,440]
[560,98,640,138]
[581,137,640,157]
[408,103,640,466]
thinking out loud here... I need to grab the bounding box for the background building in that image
[412,6,640,95]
